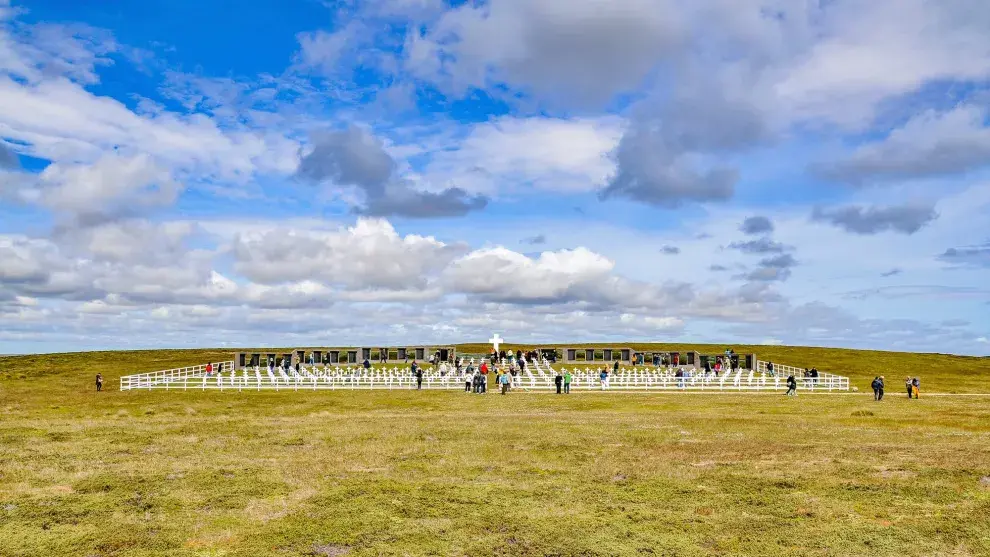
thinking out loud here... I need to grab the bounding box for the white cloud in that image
[417,117,623,194]
[231,218,467,291]
[37,154,180,222]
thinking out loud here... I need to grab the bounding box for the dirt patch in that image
[980,476,990,488]
[878,469,917,480]
[312,543,351,556]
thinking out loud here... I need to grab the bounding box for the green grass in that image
[2,343,987,393]
[1,346,988,556]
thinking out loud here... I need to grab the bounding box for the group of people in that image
[872,376,921,400]
[460,360,517,395]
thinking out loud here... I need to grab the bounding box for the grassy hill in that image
[2,343,987,393]
[1,346,988,556]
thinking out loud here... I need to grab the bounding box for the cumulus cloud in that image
[0,142,18,168]
[408,0,684,107]
[297,126,488,218]
[938,242,990,268]
[231,218,466,290]
[816,105,990,185]
[444,246,615,304]
[740,216,774,235]
[729,237,788,254]
[600,122,737,207]
[419,116,623,195]
[34,154,182,224]
[811,203,938,235]
[742,253,798,282]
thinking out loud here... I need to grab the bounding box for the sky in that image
[1,0,989,355]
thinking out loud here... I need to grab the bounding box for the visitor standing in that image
[785,374,797,396]
[563,370,572,394]
[600,368,609,391]
[613,360,619,376]
[206,362,213,375]
[767,361,774,376]
[95,373,103,392]
[912,377,920,399]
[500,371,511,395]
[905,376,913,399]
[554,370,563,394]
[872,377,881,401]
[363,358,371,371]
[878,376,885,400]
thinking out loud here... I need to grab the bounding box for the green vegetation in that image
[1,346,988,555]
[3,343,986,393]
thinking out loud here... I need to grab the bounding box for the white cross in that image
[489,333,503,352]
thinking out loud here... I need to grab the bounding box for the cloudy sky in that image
[1,0,989,355]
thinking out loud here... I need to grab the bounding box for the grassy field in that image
[1,346,989,556]
[2,343,987,392]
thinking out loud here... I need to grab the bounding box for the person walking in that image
[600,368,609,391]
[500,371,511,395]
[554,370,563,394]
[877,376,885,400]
[206,362,213,375]
[416,366,424,390]
[95,373,103,392]
[563,370,572,394]
[872,377,881,401]
[905,376,913,399]
[912,377,920,399]
[613,360,619,376]
[785,374,797,396]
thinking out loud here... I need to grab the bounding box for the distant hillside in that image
[1,344,987,393]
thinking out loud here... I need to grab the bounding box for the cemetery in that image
[120,336,848,393]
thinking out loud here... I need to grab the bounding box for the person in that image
[877,376,885,400]
[465,368,473,392]
[380,348,388,363]
[872,377,881,401]
[912,377,920,399]
[905,376,913,399]
[206,362,213,375]
[218,362,223,374]
[500,370,511,395]
[95,373,103,392]
[766,361,774,376]
[600,368,609,391]
[416,365,424,390]
[563,370,572,394]
[363,358,371,371]
[785,374,797,396]
[554,370,563,394]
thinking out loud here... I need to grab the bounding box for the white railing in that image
[756,360,849,391]
[120,361,234,391]
[119,360,849,393]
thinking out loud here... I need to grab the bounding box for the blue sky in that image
[1,0,989,355]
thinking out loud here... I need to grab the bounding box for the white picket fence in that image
[119,359,850,393]
[119,361,234,391]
